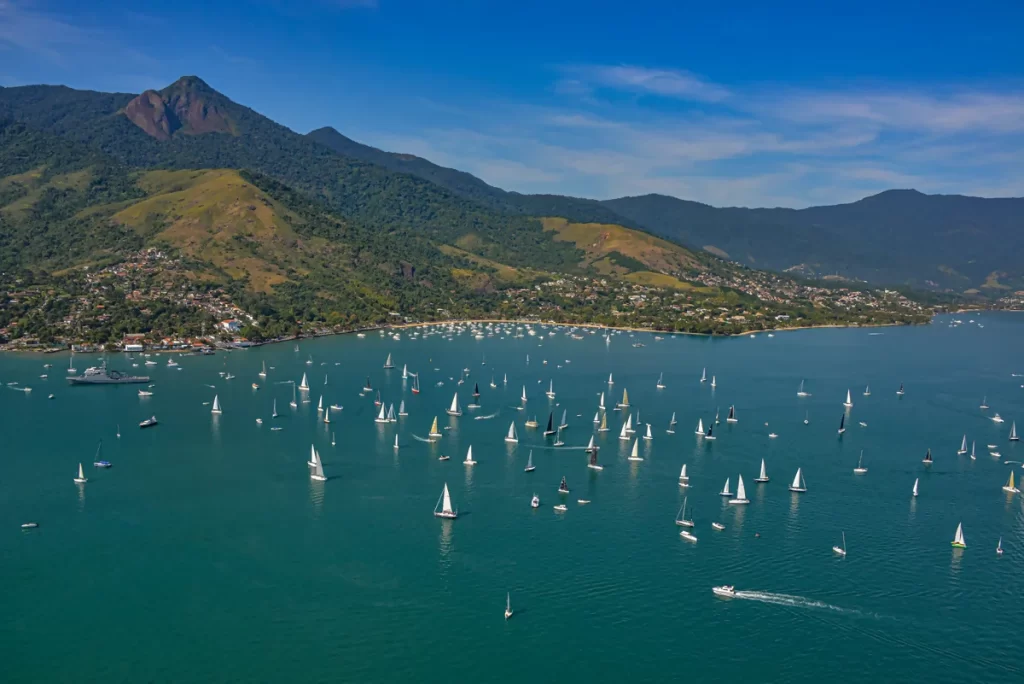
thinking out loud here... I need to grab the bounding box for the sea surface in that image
[2,313,1022,683]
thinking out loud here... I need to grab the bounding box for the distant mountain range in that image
[1,75,1020,301]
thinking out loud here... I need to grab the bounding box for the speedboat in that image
[438,455,450,461]
[992,414,1005,423]
[679,530,698,542]
[553,504,567,512]
[93,460,112,468]
[256,418,263,425]
[531,495,540,509]
[577,499,591,505]
[21,522,39,529]
[712,585,736,598]
[252,383,259,390]
[712,522,726,531]
[139,416,158,428]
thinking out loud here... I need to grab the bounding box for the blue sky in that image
[2,0,1023,207]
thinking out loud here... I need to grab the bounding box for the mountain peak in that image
[124,75,235,140]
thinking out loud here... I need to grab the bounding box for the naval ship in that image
[68,362,150,385]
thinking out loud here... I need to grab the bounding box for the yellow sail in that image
[600,413,607,429]
[621,388,629,406]
[429,416,440,436]
[1009,471,1015,489]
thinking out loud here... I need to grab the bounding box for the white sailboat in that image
[402,364,408,379]
[299,373,309,391]
[593,411,600,424]
[656,372,666,390]
[524,450,535,472]
[429,416,442,438]
[710,375,716,389]
[317,395,324,412]
[387,404,397,422]
[676,497,695,529]
[695,418,705,436]
[323,406,330,424]
[719,478,733,497]
[608,372,614,385]
[755,459,769,482]
[308,444,319,466]
[970,441,976,460]
[729,475,749,504]
[310,448,327,481]
[678,464,689,486]
[951,522,966,549]
[854,450,868,474]
[211,394,222,414]
[521,386,528,403]
[374,403,388,423]
[1011,422,1019,441]
[997,537,1004,555]
[434,483,457,519]
[980,396,989,410]
[446,392,462,417]
[843,389,853,408]
[700,367,706,383]
[272,399,279,418]
[399,400,408,417]
[464,445,477,466]
[789,467,806,493]
[559,409,568,430]
[797,379,809,397]
[619,421,630,441]
[643,423,653,441]
[73,462,88,484]
[505,421,519,443]
[259,361,267,378]
[383,353,395,369]
[832,532,847,557]
[912,478,919,497]
[628,438,643,461]
[553,426,565,447]
[394,435,400,450]
[585,435,596,453]
[957,434,967,455]
[505,593,514,620]
[546,380,556,399]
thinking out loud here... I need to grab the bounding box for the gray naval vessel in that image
[68,362,150,385]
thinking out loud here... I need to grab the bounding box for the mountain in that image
[603,191,1024,290]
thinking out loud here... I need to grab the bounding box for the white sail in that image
[587,435,595,450]
[464,445,476,465]
[720,477,731,495]
[696,418,704,435]
[679,464,688,480]
[211,395,221,414]
[670,412,677,425]
[644,423,653,440]
[318,395,324,412]
[790,467,805,491]
[608,372,614,384]
[311,453,327,482]
[441,484,453,514]
[1011,422,1019,440]
[733,475,748,502]
[624,414,633,432]
[506,421,518,442]
[402,364,408,379]
[843,389,852,407]
[448,392,461,416]
[75,462,86,482]
[323,407,330,424]
[953,522,965,547]
[521,386,527,402]
[599,392,605,409]
[384,353,394,368]
[375,403,388,423]
[758,459,768,481]
[394,435,399,450]
[309,444,319,466]
[629,438,642,461]
[700,367,706,382]
[619,422,629,441]
[299,373,309,390]
[272,399,278,418]
[656,372,665,388]
[912,478,919,497]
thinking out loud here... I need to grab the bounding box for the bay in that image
[1,313,1022,683]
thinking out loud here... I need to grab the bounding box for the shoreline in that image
[0,318,931,355]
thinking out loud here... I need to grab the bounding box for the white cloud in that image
[563,64,731,103]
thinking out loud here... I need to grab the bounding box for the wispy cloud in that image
[0,0,91,63]
[562,64,731,103]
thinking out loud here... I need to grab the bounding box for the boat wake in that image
[474,411,500,420]
[411,434,434,443]
[732,591,863,616]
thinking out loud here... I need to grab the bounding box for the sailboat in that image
[553,426,565,447]
[912,478,919,497]
[363,377,373,392]
[923,448,933,465]
[592,411,600,424]
[73,462,88,484]
[546,380,556,399]
[585,435,596,453]
[797,379,809,397]
[832,532,847,557]
[446,392,462,417]
[68,351,76,374]
[433,483,458,519]
[402,364,408,380]
[505,421,519,443]
[626,412,637,433]
[617,388,629,408]
[558,409,568,430]
[1011,422,1019,442]
[211,394,222,414]
[375,403,389,423]
[729,475,749,504]
[521,386,528,403]
[505,593,514,620]
[429,417,443,438]
[412,374,420,394]
[383,353,395,369]
[726,405,737,423]
[679,464,689,486]
[472,382,480,398]
[1003,471,1019,494]
[299,373,309,391]
[394,435,400,450]
[317,395,324,413]
[643,423,653,441]
[588,446,602,470]
[719,478,733,497]
[331,432,335,447]
[323,406,331,424]
[92,441,111,468]
[980,396,989,410]
[804,411,809,425]
[700,367,706,383]
[598,392,605,410]
[608,372,614,385]
[666,413,676,434]
[464,445,477,466]
[399,400,408,417]
[306,354,313,366]
[854,450,867,474]
[951,522,966,549]
[544,412,556,436]
[309,447,327,481]
[843,389,853,408]
[308,444,320,466]
[259,361,267,378]
[957,435,967,455]
[387,404,397,422]
[272,399,279,418]
[837,414,846,435]
[558,476,570,493]
[323,372,328,386]
[669,412,677,426]
[656,372,666,390]
[710,375,717,389]
[676,497,695,528]
[695,418,705,436]
[628,438,643,461]
[997,537,1004,555]
[789,467,806,493]
[897,383,905,397]
[755,459,769,482]
[489,375,497,389]
[525,451,536,472]
[705,424,716,441]
[598,413,609,432]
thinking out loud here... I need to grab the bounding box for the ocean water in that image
[1,313,1022,683]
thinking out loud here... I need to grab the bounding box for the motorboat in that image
[712,585,736,597]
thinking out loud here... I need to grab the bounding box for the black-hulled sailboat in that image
[837,413,846,435]
[543,412,556,436]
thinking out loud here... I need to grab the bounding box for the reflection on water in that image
[733,501,747,527]
[950,547,964,576]
[309,478,325,517]
[438,519,453,571]
[76,481,85,510]
[789,492,801,520]
[210,413,221,442]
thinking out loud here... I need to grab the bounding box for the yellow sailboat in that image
[598,412,609,432]
[1003,470,1019,494]
[428,416,443,438]
[617,388,629,408]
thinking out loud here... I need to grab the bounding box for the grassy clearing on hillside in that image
[438,244,544,284]
[541,216,700,275]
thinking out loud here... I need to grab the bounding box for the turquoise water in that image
[2,314,1022,683]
